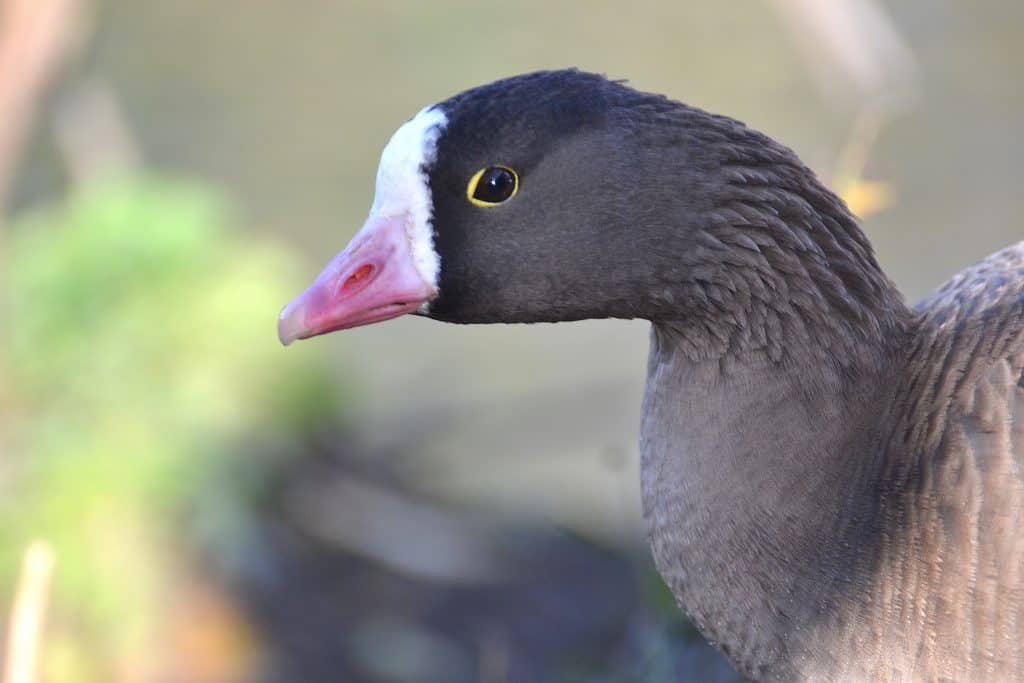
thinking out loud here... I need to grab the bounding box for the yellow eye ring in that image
[467,165,519,207]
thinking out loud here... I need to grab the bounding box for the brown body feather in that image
[643,243,1024,680]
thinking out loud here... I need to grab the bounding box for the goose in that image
[277,70,1024,682]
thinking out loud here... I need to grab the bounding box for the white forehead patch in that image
[370,106,448,294]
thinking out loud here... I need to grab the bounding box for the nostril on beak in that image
[340,263,377,296]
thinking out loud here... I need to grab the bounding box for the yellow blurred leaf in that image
[839,179,894,218]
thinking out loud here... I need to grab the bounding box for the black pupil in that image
[474,167,515,203]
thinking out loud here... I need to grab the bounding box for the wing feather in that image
[902,241,1024,677]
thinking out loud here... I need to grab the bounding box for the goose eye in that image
[467,166,518,206]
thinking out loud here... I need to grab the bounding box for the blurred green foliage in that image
[2,176,341,678]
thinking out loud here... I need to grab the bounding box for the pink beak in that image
[277,213,437,345]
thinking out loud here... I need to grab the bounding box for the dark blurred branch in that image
[284,472,511,583]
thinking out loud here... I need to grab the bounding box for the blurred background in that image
[0,1,1021,681]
